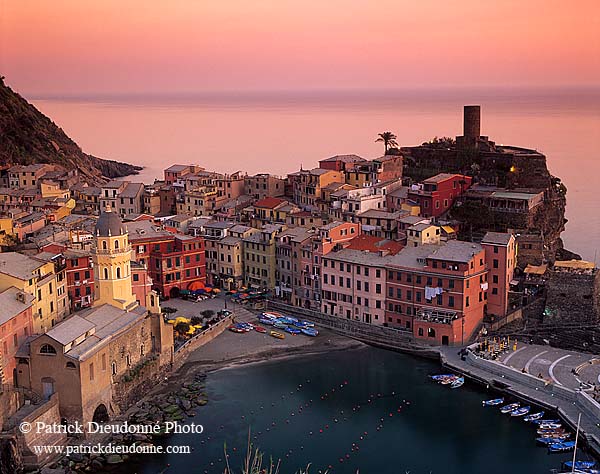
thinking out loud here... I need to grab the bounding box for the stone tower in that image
[92,205,138,311]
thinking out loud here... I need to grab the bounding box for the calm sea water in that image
[118,347,577,474]
[32,89,600,261]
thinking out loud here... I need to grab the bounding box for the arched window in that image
[115,239,119,249]
[140,344,145,357]
[116,267,121,279]
[40,344,57,355]
[111,362,117,376]
[66,361,76,369]
[102,240,107,250]
[104,268,109,280]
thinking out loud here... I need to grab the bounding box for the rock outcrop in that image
[0,77,141,184]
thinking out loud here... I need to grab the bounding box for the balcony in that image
[415,308,458,325]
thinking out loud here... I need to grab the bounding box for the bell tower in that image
[92,205,138,311]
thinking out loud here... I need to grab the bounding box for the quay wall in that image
[173,315,233,370]
[443,349,600,458]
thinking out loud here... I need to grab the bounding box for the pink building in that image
[0,287,34,384]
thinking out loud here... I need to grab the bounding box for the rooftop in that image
[0,287,35,325]
[345,235,403,255]
[482,232,514,246]
[423,173,464,184]
[254,197,287,209]
[320,154,367,163]
[427,240,483,263]
[0,252,45,280]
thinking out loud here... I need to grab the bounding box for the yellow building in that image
[243,224,285,289]
[0,252,67,333]
[92,206,138,311]
[406,223,441,247]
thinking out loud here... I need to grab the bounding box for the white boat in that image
[450,377,464,389]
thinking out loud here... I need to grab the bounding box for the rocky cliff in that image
[0,77,141,184]
[401,139,577,265]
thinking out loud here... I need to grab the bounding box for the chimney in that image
[463,105,481,140]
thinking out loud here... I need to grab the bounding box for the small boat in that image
[293,321,309,328]
[523,411,544,422]
[450,377,464,389]
[300,320,314,327]
[563,461,597,470]
[440,375,460,385]
[536,437,568,446]
[510,406,531,417]
[254,325,267,333]
[539,432,570,440]
[228,325,245,333]
[258,317,274,326]
[482,398,504,406]
[269,331,285,340]
[430,374,455,381]
[500,403,520,414]
[262,312,282,320]
[548,440,576,453]
[538,422,562,430]
[284,326,302,335]
[273,321,288,329]
[534,418,559,425]
[301,327,318,337]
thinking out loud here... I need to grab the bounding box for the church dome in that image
[95,206,125,237]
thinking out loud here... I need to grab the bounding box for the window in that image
[375,284,381,294]
[466,296,470,307]
[66,362,76,369]
[448,296,454,307]
[493,259,499,269]
[116,267,121,279]
[89,363,94,381]
[74,272,80,281]
[418,328,424,336]
[112,362,117,376]
[40,344,56,355]
[493,275,498,284]
[115,240,119,249]
[133,273,139,282]
[104,268,109,279]
[492,287,498,295]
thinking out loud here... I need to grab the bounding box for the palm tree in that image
[376,131,398,154]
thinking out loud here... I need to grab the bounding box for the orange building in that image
[482,232,516,318]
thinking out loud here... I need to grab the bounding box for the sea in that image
[116,346,579,474]
[32,88,600,262]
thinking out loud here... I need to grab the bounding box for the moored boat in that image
[500,403,520,414]
[269,330,285,339]
[548,440,576,453]
[273,321,288,329]
[482,398,504,406]
[510,405,530,417]
[563,461,597,470]
[534,418,559,425]
[538,422,562,430]
[228,325,245,333]
[536,437,568,445]
[254,325,266,333]
[450,377,464,389]
[284,326,302,335]
[258,317,274,326]
[523,411,544,422]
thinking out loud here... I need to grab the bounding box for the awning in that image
[509,279,519,286]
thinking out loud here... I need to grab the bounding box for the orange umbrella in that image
[187,280,206,291]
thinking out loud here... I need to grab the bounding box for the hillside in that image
[0,77,141,183]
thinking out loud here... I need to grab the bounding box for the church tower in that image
[92,205,138,311]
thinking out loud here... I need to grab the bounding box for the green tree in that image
[375,131,398,155]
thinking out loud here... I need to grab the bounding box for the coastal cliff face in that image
[401,142,576,264]
[0,77,141,184]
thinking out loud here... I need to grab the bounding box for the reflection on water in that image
[116,347,574,474]
[33,89,600,261]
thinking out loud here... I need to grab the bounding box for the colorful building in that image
[407,173,472,218]
[481,232,517,318]
[0,287,34,384]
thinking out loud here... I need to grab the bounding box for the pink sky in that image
[2,0,599,95]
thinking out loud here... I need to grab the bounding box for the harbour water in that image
[120,347,577,473]
[32,89,600,262]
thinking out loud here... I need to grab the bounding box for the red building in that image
[385,240,488,345]
[0,287,34,384]
[43,244,95,312]
[149,234,206,299]
[407,173,472,218]
[131,261,153,307]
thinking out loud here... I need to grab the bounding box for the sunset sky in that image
[1,0,599,96]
